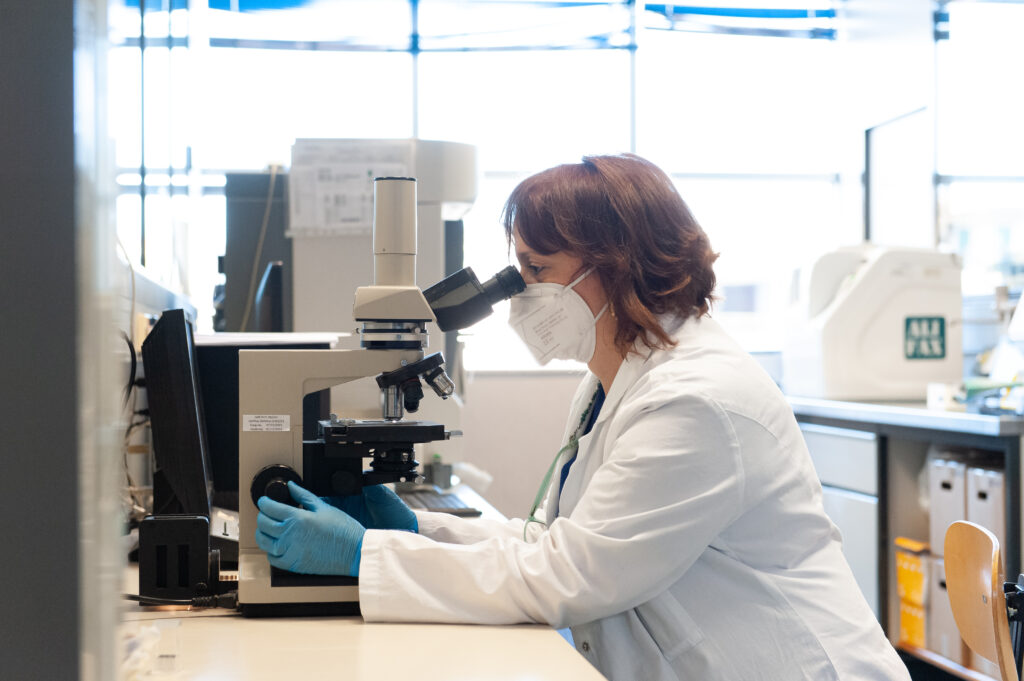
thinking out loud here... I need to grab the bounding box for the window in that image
[112,1,847,360]
[636,30,840,175]
[936,2,1024,296]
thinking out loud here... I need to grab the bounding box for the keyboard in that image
[398,488,482,517]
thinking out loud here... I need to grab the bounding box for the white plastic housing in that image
[373,177,417,287]
[782,245,963,400]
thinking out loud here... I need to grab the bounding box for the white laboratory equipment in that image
[782,244,963,400]
[287,138,477,338]
[236,176,523,615]
[287,138,478,462]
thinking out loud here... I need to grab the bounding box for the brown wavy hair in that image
[502,153,718,356]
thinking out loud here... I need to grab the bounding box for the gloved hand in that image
[323,484,418,533]
[255,480,364,576]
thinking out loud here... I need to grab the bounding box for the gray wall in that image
[0,2,81,679]
[460,371,584,518]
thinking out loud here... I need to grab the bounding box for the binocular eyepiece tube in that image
[424,266,526,332]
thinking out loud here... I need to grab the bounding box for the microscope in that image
[237,176,523,616]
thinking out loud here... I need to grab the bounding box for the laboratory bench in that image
[120,609,602,681]
[121,485,605,680]
[789,396,1024,681]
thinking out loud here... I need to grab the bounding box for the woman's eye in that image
[528,265,543,276]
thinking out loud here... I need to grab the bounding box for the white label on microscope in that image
[242,414,291,432]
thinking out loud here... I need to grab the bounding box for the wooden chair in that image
[944,520,1022,681]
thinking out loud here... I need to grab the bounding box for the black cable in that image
[123,591,239,609]
[240,164,279,332]
[124,593,190,605]
[122,330,137,408]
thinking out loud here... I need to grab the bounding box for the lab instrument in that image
[237,176,523,616]
[287,139,480,467]
[782,245,962,400]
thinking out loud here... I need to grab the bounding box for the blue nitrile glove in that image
[323,484,418,533]
[255,480,364,576]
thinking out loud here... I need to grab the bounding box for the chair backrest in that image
[945,520,1018,681]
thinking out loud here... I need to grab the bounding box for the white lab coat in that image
[359,315,910,681]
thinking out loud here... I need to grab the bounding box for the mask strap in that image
[567,269,609,326]
[566,267,595,291]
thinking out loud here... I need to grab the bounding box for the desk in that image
[120,612,603,680]
[122,486,604,680]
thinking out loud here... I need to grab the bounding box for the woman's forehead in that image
[511,225,534,258]
[511,222,582,269]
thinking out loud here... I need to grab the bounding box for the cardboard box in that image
[926,558,965,665]
[970,651,1001,679]
[967,467,1005,564]
[895,537,929,648]
[929,458,967,556]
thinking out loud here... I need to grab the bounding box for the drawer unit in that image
[822,485,880,617]
[800,424,878,495]
[800,423,881,617]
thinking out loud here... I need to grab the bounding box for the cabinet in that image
[790,397,1024,681]
[822,486,880,617]
[800,423,880,617]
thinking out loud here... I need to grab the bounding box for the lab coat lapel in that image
[541,372,600,521]
[591,344,655,429]
[543,326,673,522]
[591,313,685,429]
[555,349,655,517]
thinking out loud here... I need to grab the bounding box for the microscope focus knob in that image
[250,464,302,508]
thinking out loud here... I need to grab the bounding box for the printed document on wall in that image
[288,139,412,237]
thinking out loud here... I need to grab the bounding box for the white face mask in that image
[508,268,608,365]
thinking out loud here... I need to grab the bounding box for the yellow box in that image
[894,536,930,648]
[899,601,927,648]
[895,537,929,606]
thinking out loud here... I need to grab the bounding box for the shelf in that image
[898,645,996,681]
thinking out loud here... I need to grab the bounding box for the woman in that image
[256,154,911,680]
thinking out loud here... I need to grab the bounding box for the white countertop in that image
[122,487,604,680]
[787,396,1024,437]
[121,614,603,681]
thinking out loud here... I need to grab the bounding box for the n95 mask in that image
[508,268,607,365]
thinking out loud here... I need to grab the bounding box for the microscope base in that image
[238,552,360,617]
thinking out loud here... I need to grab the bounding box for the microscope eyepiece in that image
[482,266,527,305]
[424,266,526,332]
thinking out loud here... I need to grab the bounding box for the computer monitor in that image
[223,172,293,332]
[141,309,214,517]
[253,261,284,333]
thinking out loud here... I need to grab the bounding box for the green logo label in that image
[905,317,946,360]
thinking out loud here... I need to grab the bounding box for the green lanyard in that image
[523,388,600,540]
